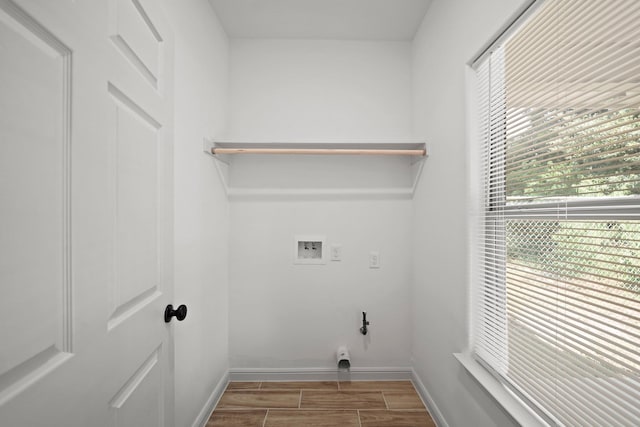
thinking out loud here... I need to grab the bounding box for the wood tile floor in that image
[207,381,437,426]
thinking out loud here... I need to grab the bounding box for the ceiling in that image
[208,0,432,41]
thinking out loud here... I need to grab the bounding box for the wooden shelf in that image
[207,140,428,158]
[203,138,428,200]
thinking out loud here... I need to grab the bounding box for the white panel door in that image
[0,1,175,426]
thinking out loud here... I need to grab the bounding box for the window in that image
[473,0,640,425]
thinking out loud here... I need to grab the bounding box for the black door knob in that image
[164,304,187,323]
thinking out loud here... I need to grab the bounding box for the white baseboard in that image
[411,368,449,427]
[228,367,413,382]
[191,371,229,427]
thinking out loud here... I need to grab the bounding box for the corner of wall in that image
[189,370,229,427]
[408,0,529,426]
[163,1,231,426]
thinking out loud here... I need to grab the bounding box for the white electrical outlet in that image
[369,251,380,268]
[331,244,343,261]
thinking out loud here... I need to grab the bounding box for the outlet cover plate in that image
[369,251,380,268]
[331,244,343,261]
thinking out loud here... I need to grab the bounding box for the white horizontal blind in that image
[473,1,640,425]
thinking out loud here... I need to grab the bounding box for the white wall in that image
[227,38,415,370]
[227,38,412,140]
[229,200,413,369]
[411,0,528,426]
[161,1,229,426]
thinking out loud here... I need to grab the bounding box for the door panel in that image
[0,0,174,425]
[0,0,72,405]
[107,82,161,328]
[110,0,162,88]
[109,346,163,427]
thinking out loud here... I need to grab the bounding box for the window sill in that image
[454,353,548,427]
